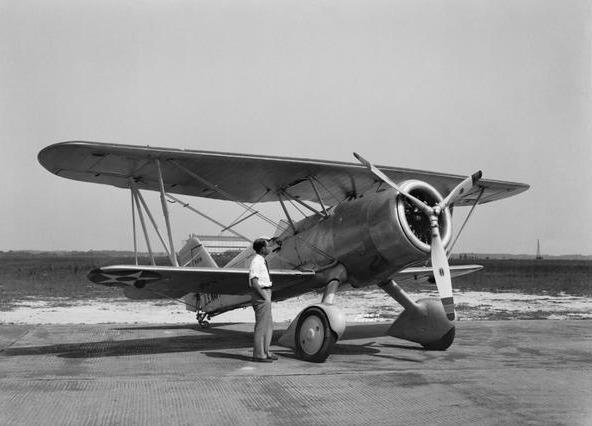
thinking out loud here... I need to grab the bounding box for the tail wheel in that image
[196,312,211,329]
[295,307,336,363]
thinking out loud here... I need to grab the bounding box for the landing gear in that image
[295,307,336,363]
[380,280,455,350]
[277,269,347,362]
[196,311,211,329]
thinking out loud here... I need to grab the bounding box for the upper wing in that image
[88,264,316,299]
[391,264,483,286]
[39,141,529,207]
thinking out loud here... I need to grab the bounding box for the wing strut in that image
[278,193,297,234]
[132,185,174,263]
[308,177,329,217]
[447,187,485,256]
[281,189,324,217]
[155,159,179,266]
[280,177,330,218]
[130,183,156,265]
[131,189,138,265]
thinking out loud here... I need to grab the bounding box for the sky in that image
[1,0,590,255]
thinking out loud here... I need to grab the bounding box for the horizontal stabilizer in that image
[391,264,483,286]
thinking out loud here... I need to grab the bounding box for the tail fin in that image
[178,234,217,268]
[179,235,217,312]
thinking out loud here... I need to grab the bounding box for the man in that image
[249,238,277,362]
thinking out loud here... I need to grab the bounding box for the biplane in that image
[38,141,528,362]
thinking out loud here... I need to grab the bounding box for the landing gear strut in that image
[196,311,211,329]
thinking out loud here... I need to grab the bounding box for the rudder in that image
[178,234,217,313]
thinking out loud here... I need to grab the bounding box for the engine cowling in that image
[272,180,452,288]
[395,180,452,253]
[329,181,452,287]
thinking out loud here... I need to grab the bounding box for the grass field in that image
[448,258,591,295]
[1,252,590,311]
[0,251,237,307]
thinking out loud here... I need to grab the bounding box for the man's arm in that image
[250,277,271,302]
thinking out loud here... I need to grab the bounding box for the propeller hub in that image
[395,180,452,253]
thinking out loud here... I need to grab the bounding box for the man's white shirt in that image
[249,254,272,288]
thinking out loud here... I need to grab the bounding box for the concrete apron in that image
[0,320,591,425]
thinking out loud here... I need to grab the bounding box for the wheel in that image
[421,326,455,351]
[200,320,210,329]
[295,307,336,363]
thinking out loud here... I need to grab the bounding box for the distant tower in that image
[536,239,543,260]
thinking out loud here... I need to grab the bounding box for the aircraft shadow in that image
[3,325,253,359]
[2,322,421,360]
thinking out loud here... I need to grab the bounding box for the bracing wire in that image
[167,160,339,263]
[287,197,308,218]
[312,176,342,205]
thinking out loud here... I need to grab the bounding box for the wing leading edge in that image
[88,264,316,299]
[39,141,529,207]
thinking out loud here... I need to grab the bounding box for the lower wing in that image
[88,265,316,299]
[88,263,480,301]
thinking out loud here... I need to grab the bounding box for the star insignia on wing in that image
[88,269,162,287]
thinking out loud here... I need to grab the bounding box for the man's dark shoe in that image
[252,357,273,363]
[266,354,279,361]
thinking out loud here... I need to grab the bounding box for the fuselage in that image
[203,184,453,316]
[269,187,437,287]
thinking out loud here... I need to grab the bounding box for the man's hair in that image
[252,238,267,254]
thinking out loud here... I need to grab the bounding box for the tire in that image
[295,307,336,363]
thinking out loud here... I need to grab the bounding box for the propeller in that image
[438,170,482,211]
[354,152,482,321]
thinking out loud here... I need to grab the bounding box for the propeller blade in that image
[429,218,455,321]
[353,153,432,214]
[439,171,482,210]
